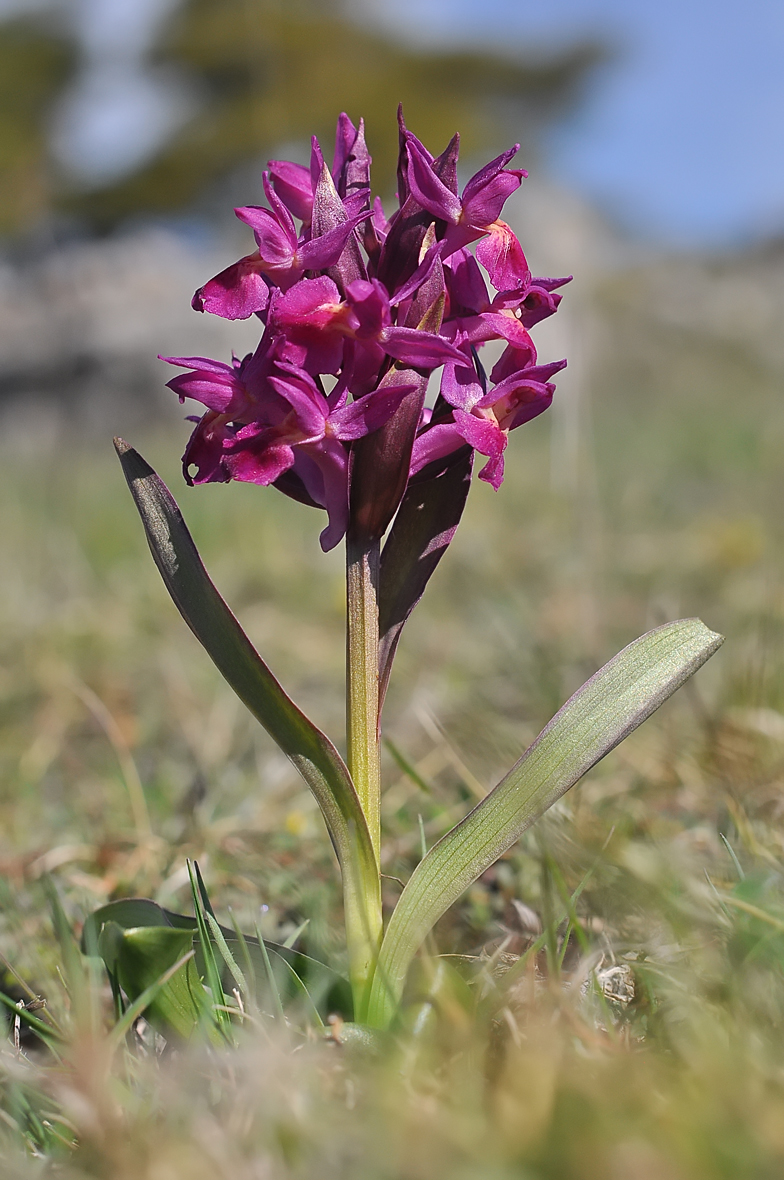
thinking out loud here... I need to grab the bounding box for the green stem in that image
[346,536,382,860]
[345,535,383,1019]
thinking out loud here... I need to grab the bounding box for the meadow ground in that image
[3,260,784,1177]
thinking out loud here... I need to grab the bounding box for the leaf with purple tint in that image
[114,439,381,1000]
[378,448,473,709]
[348,369,429,544]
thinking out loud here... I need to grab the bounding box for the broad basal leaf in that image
[97,921,213,1041]
[367,618,723,1027]
[84,898,353,1019]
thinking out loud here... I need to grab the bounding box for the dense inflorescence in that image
[163,109,569,550]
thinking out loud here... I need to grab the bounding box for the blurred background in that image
[2,0,784,1025]
[6,6,784,1174]
[2,0,782,436]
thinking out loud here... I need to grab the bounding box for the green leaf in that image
[113,440,380,1001]
[98,922,216,1042]
[367,618,723,1027]
[83,898,353,1019]
[108,948,198,1047]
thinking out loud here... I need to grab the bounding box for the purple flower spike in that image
[178,109,568,545]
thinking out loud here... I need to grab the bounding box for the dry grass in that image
[3,258,784,1175]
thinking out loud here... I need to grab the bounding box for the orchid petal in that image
[273,274,344,327]
[295,439,350,552]
[389,239,444,307]
[267,373,329,439]
[519,285,565,328]
[161,355,235,376]
[226,439,296,486]
[166,371,240,414]
[267,158,314,223]
[475,221,531,292]
[296,212,369,272]
[262,172,298,241]
[380,326,466,368]
[409,422,467,476]
[452,409,507,478]
[488,343,539,384]
[329,382,416,441]
[461,170,525,228]
[332,112,359,188]
[460,144,525,223]
[405,138,463,224]
[445,249,490,314]
[182,414,233,484]
[191,254,271,320]
[235,206,297,263]
[533,275,573,292]
[440,360,484,411]
[345,278,391,338]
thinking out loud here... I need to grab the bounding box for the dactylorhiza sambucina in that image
[163,109,569,551]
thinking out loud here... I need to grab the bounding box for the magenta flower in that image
[267,159,314,224]
[404,135,527,267]
[193,173,369,319]
[171,109,568,548]
[411,346,566,488]
[164,347,413,551]
[270,274,466,387]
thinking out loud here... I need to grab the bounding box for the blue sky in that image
[362,0,784,247]
[3,0,783,247]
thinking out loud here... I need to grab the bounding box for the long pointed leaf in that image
[114,440,380,998]
[378,448,473,709]
[367,618,723,1026]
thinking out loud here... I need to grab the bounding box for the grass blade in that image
[205,912,249,1001]
[282,919,310,950]
[255,919,286,1025]
[187,861,233,1042]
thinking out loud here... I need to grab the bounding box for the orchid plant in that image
[89,110,722,1037]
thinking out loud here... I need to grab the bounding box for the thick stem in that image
[346,535,382,860]
[343,848,383,1021]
